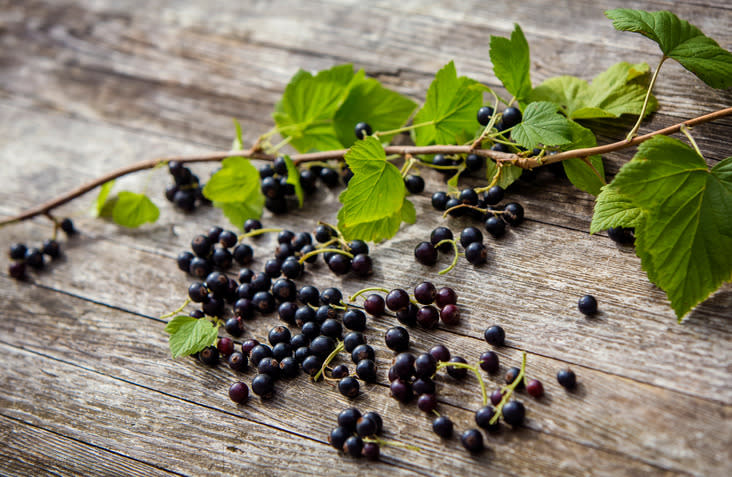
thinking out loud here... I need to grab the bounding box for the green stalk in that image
[627,56,666,140]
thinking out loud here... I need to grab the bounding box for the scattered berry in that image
[557,369,577,389]
[578,294,598,315]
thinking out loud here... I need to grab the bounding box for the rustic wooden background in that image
[1,1,730,476]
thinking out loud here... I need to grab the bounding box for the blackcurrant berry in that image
[465,153,485,172]
[431,191,449,211]
[228,352,248,372]
[327,253,351,275]
[199,346,219,366]
[294,346,311,363]
[479,351,499,374]
[484,215,506,238]
[188,282,209,303]
[41,239,61,259]
[414,353,437,378]
[429,345,451,363]
[414,241,438,266]
[291,232,312,250]
[257,357,280,379]
[446,357,468,379]
[439,304,460,325]
[396,303,418,327]
[177,251,194,272]
[343,435,364,457]
[351,344,375,363]
[320,318,343,339]
[391,352,416,380]
[505,367,524,389]
[290,333,308,350]
[361,442,380,460]
[191,234,212,258]
[483,185,505,205]
[249,344,273,367]
[389,379,413,402]
[259,165,275,179]
[445,197,463,216]
[460,429,484,453]
[338,408,362,431]
[417,393,437,413]
[268,325,292,346]
[251,373,275,399]
[501,106,522,128]
[430,227,454,252]
[252,291,276,314]
[343,309,367,331]
[502,202,524,226]
[300,320,320,338]
[351,253,373,277]
[412,377,436,395]
[298,286,320,307]
[475,406,499,432]
[385,289,410,312]
[347,240,369,256]
[9,262,26,280]
[432,416,453,438]
[557,369,577,389]
[414,282,436,304]
[218,230,238,248]
[526,378,544,398]
[315,305,338,324]
[241,339,259,356]
[331,364,350,379]
[24,248,44,269]
[280,257,302,279]
[233,244,253,265]
[329,426,350,451]
[228,382,249,403]
[320,167,339,188]
[355,417,377,438]
[404,174,425,194]
[578,294,598,315]
[490,389,504,406]
[465,241,488,265]
[484,325,505,346]
[459,227,483,247]
[301,355,323,377]
[354,122,372,139]
[243,219,262,233]
[502,400,525,426]
[271,278,297,303]
[477,106,495,126]
[607,226,635,244]
[310,335,336,360]
[224,315,245,337]
[343,331,366,353]
[320,287,343,306]
[459,188,479,206]
[60,218,77,235]
[384,326,410,352]
[416,305,439,329]
[338,376,360,398]
[205,271,229,296]
[363,294,385,316]
[356,359,377,382]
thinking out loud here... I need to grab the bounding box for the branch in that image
[2,106,730,227]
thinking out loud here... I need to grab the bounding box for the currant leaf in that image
[560,121,605,196]
[112,191,159,228]
[490,24,532,102]
[606,9,732,89]
[283,155,304,207]
[511,102,572,149]
[485,160,523,189]
[590,185,643,234]
[165,315,219,359]
[94,180,115,217]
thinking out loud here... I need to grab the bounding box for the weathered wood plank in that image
[0,414,179,477]
[0,276,701,475]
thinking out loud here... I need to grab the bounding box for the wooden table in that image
[1,1,730,475]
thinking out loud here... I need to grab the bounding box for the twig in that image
[2,107,730,227]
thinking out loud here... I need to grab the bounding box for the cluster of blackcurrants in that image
[7,218,76,281]
[431,186,524,238]
[380,282,461,330]
[311,224,373,277]
[165,161,210,212]
[415,225,491,268]
[329,408,384,459]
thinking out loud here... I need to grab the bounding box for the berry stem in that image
[160,297,193,319]
[349,287,390,302]
[238,227,283,240]
[490,351,527,425]
[680,125,705,159]
[374,120,435,138]
[2,107,731,227]
[442,204,487,218]
[470,91,502,150]
[298,247,353,264]
[435,361,488,406]
[363,437,423,453]
[627,55,667,141]
[313,341,345,381]
[434,239,460,276]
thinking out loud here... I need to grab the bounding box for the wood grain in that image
[0,0,730,475]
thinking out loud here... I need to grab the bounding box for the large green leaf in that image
[560,121,605,196]
[112,191,159,228]
[590,185,643,234]
[490,24,532,101]
[165,315,219,358]
[608,136,732,319]
[333,78,417,147]
[203,156,260,202]
[412,61,484,146]
[606,9,732,89]
[529,62,657,120]
[215,189,264,229]
[338,198,416,243]
[273,64,364,152]
[511,102,572,149]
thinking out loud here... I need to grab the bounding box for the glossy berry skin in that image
[479,351,499,374]
[243,219,262,233]
[475,406,500,432]
[228,382,249,404]
[384,326,410,352]
[191,234,212,258]
[505,367,524,389]
[412,377,436,395]
[188,282,209,303]
[389,379,413,402]
[279,357,299,378]
[431,191,449,211]
[354,122,372,139]
[217,337,235,357]
[445,197,463,216]
[199,346,219,366]
[459,227,482,248]
[362,442,380,460]
[490,389,504,406]
[301,355,323,377]
[385,289,410,312]
[343,309,367,331]
[233,244,253,265]
[557,369,577,389]
[224,317,244,337]
[320,287,343,306]
[351,253,373,277]
[414,282,436,305]
[459,188,479,206]
[446,357,468,379]
[331,364,350,379]
[477,106,495,126]
[502,202,525,226]
[430,227,454,252]
[396,303,418,327]
[414,241,438,266]
[338,376,360,398]
[241,339,259,356]
[250,273,271,293]
[414,353,437,378]
[271,278,297,303]
[252,291,276,314]
[465,153,484,172]
[356,416,378,437]
[251,373,275,399]
[501,106,522,128]
[363,412,382,434]
[268,325,292,346]
[502,400,525,426]
[432,416,454,438]
[314,224,336,243]
[440,304,460,325]
[298,286,320,307]
[484,325,506,346]
[300,321,320,340]
[320,319,343,339]
[343,331,366,353]
[484,185,505,205]
[24,248,44,269]
[460,429,484,453]
[343,435,364,457]
[484,215,506,238]
[578,295,598,315]
[329,426,351,451]
[526,378,544,398]
[264,258,283,278]
[276,302,297,325]
[310,336,336,359]
[363,294,386,316]
[228,352,248,372]
[176,251,194,272]
[417,393,437,413]
[435,287,457,308]
[249,344,274,367]
[351,344,375,363]
[429,345,451,363]
[416,305,440,329]
[338,408,362,431]
[465,242,488,265]
[327,253,351,275]
[391,353,416,380]
[405,174,425,194]
[218,230,238,248]
[202,294,225,317]
[205,271,229,296]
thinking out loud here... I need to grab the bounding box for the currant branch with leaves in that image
[2,9,731,321]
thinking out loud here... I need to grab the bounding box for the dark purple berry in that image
[343,309,367,331]
[429,345,451,363]
[503,202,524,226]
[385,289,410,312]
[430,227,454,252]
[557,369,577,389]
[338,376,360,398]
[484,215,506,238]
[384,326,410,352]
[363,294,385,316]
[414,282,436,305]
[228,382,249,403]
[446,357,468,379]
[435,287,457,308]
[405,174,425,194]
[526,378,544,398]
[417,393,437,413]
[414,241,438,266]
[484,325,505,346]
[439,304,460,325]
[396,303,418,327]
[390,379,413,402]
[475,406,499,431]
[199,346,219,366]
[351,253,372,277]
[465,242,487,265]
[354,122,372,139]
[479,351,499,374]
[251,373,275,399]
[432,416,453,438]
[502,400,525,426]
[477,106,495,126]
[460,429,484,453]
[416,305,439,329]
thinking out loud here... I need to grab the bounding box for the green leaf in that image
[490,24,532,101]
[560,121,605,196]
[112,191,159,228]
[283,155,304,207]
[609,136,732,319]
[203,156,260,203]
[529,62,658,120]
[511,102,572,149]
[484,160,523,190]
[333,78,417,147]
[590,185,643,234]
[412,61,484,146]
[337,136,412,242]
[606,9,732,89]
[165,315,219,359]
[94,180,115,217]
[273,64,363,152]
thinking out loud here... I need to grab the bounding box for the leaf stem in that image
[680,125,705,159]
[627,56,666,140]
[363,436,423,452]
[435,361,488,406]
[374,120,435,138]
[442,203,487,218]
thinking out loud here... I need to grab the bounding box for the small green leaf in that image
[412,61,484,146]
[590,185,643,234]
[232,118,245,149]
[529,62,657,120]
[165,315,218,358]
[94,180,115,217]
[560,121,605,196]
[490,24,532,102]
[273,64,363,152]
[283,155,304,207]
[609,136,732,319]
[485,160,524,190]
[333,78,417,147]
[606,9,732,89]
[511,102,572,149]
[203,156,260,203]
[112,191,159,228]
[339,198,415,243]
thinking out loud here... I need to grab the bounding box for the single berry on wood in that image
[484,325,506,346]
[460,429,484,453]
[578,294,598,315]
[557,369,577,389]
[228,382,249,404]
